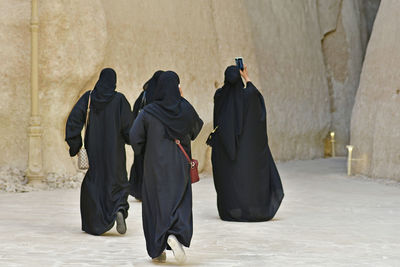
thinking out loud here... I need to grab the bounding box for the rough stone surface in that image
[0,158,399,266]
[39,0,107,174]
[358,0,381,45]
[0,0,107,176]
[97,0,332,167]
[317,0,342,37]
[99,0,224,172]
[350,0,400,181]
[320,0,379,156]
[0,1,31,170]
[243,0,331,161]
[0,166,84,193]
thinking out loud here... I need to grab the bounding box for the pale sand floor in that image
[0,158,399,266]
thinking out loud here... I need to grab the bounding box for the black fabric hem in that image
[82,220,115,236]
[217,192,284,223]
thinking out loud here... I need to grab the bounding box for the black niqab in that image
[214,66,245,160]
[142,70,164,104]
[132,70,164,120]
[91,68,117,111]
[144,71,197,140]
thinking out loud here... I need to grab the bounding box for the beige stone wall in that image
[99,0,226,173]
[0,1,31,170]
[244,0,332,160]
[319,0,379,156]
[39,0,107,174]
[0,0,107,175]
[350,0,400,181]
[99,0,337,165]
[0,0,382,178]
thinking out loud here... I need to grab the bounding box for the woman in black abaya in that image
[129,70,164,200]
[211,65,284,222]
[65,68,133,235]
[130,71,203,263]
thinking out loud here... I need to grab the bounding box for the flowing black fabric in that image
[129,70,164,199]
[65,69,133,235]
[212,78,284,222]
[130,71,203,258]
[143,71,198,141]
[213,66,245,160]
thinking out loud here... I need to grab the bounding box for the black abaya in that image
[65,68,133,235]
[129,71,203,258]
[211,66,284,222]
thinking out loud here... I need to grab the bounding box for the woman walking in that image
[210,65,284,222]
[130,71,203,263]
[65,68,133,235]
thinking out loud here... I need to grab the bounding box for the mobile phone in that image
[235,57,244,70]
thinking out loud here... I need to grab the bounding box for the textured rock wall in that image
[99,0,223,172]
[358,0,381,45]
[0,0,382,179]
[0,0,107,176]
[244,0,331,160]
[350,0,400,181]
[100,0,335,164]
[39,0,107,174]
[319,0,380,156]
[0,1,31,169]
[99,0,263,171]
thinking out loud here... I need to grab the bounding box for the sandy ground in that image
[0,158,399,267]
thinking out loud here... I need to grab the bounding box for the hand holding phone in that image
[235,57,244,70]
[240,64,250,83]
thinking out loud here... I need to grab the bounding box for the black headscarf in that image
[143,70,164,104]
[91,68,117,111]
[132,71,164,119]
[214,65,245,160]
[144,71,197,140]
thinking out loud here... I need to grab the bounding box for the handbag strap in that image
[82,91,92,145]
[211,125,219,133]
[175,139,191,164]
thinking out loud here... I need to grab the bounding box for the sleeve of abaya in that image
[245,82,258,94]
[246,82,267,122]
[120,95,134,145]
[129,111,147,155]
[190,112,204,141]
[213,89,222,128]
[65,91,90,157]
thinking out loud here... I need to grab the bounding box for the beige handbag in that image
[78,91,92,170]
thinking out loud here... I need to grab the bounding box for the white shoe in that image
[152,251,166,263]
[167,235,186,264]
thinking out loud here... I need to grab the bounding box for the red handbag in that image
[175,139,200,183]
